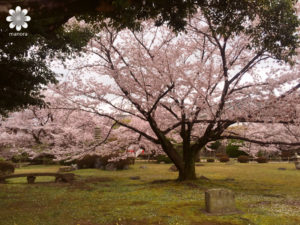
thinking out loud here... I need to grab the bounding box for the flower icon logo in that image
[6,6,31,31]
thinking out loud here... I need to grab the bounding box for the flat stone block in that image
[205,188,237,214]
[27,176,36,184]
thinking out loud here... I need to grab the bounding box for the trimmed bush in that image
[207,158,215,163]
[0,161,15,175]
[77,155,100,169]
[114,157,135,169]
[77,154,134,170]
[11,152,30,163]
[219,155,230,162]
[31,153,56,165]
[156,155,173,164]
[256,157,268,163]
[238,155,249,163]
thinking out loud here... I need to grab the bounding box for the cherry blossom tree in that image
[52,3,300,180]
[234,123,300,157]
[0,90,161,163]
[0,93,95,160]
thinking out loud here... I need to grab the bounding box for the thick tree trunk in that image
[178,158,196,181]
[177,138,208,181]
[148,118,199,181]
[160,142,198,181]
[177,141,197,181]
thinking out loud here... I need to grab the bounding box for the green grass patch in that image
[0,162,299,225]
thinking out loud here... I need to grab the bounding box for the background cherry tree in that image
[234,123,300,157]
[0,90,162,162]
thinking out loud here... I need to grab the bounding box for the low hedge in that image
[156,155,173,164]
[219,155,230,162]
[31,153,56,165]
[0,161,15,175]
[77,155,99,169]
[77,154,134,170]
[256,157,268,163]
[238,155,249,163]
[11,152,30,163]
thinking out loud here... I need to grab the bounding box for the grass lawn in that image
[0,161,299,225]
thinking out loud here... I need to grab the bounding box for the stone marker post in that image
[205,188,237,214]
[27,176,36,184]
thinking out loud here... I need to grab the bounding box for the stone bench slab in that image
[0,173,75,184]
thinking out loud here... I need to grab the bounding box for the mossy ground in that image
[0,161,299,225]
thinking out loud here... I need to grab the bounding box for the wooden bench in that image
[0,173,75,184]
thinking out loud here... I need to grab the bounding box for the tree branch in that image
[220,135,300,147]
[148,83,174,115]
